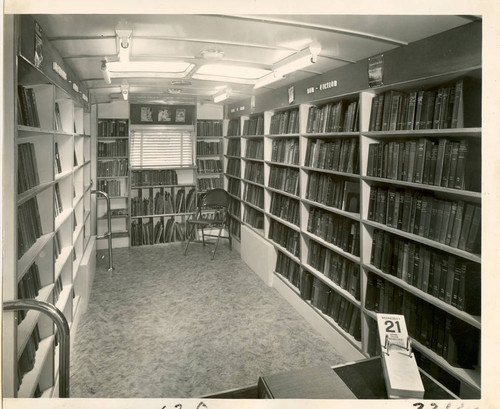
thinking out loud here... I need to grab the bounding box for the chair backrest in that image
[202,188,230,208]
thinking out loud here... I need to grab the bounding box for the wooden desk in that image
[258,357,458,399]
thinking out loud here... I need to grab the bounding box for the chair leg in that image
[211,226,225,260]
[183,224,194,255]
[201,227,205,246]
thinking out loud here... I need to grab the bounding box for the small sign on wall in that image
[130,104,195,125]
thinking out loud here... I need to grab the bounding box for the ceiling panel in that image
[51,38,116,57]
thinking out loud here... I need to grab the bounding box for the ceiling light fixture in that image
[121,80,129,101]
[201,49,225,60]
[115,21,133,62]
[101,60,111,84]
[254,42,322,89]
[213,88,231,103]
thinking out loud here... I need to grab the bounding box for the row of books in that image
[228,197,241,218]
[365,278,479,369]
[307,240,360,300]
[301,271,361,341]
[306,174,360,213]
[17,263,42,323]
[370,228,480,315]
[54,183,63,217]
[366,138,480,192]
[227,119,241,136]
[245,139,264,160]
[17,85,40,128]
[244,161,264,184]
[244,184,264,209]
[268,166,299,196]
[226,158,241,178]
[306,100,359,133]
[230,219,241,238]
[97,159,129,177]
[271,138,299,165]
[243,116,265,136]
[97,179,123,197]
[18,143,40,194]
[368,186,481,253]
[275,251,301,288]
[307,207,360,257]
[197,176,223,191]
[268,219,300,257]
[98,119,129,137]
[54,142,62,174]
[196,159,223,174]
[131,219,185,246]
[368,78,480,131]
[304,137,359,174]
[131,169,178,187]
[226,139,241,156]
[244,206,264,229]
[18,197,43,259]
[227,178,241,197]
[53,275,64,305]
[270,108,300,135]
[196,140,222,155]
[197,120,223,137]
[54,231,62,260]
[269,192,300,226]
[17,324,41,391]
[97,140,128,157]
[131,188,195,216]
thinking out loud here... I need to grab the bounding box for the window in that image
[130,129,194,168]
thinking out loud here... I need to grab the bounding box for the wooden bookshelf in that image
[227,30,482,397]
[3,15,95,398]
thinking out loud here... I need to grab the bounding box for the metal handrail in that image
[4,300,70,398]
[91,189,115,271]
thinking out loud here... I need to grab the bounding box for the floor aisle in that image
[70,243,346,398]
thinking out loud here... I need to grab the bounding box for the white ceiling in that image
[33,14,479,105]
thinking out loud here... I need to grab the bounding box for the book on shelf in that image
[17,85,41,128]
[17,197,44,259]
[18,142,40,194]
[98,119,129,137]
[370,228,481,315]
[244,206,264,229]
[196,120,223,137]
[367,186,481,253]
[369,78,481,131]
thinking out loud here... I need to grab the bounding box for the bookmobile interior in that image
[3,12,488,402]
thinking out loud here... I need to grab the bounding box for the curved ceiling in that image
[33,14,479,105]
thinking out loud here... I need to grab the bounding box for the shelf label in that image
[52,62,67,80]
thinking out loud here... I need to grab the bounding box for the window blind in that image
[130,129,194,168]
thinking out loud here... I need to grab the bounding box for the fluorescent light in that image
[105,61,195,79]
[213,88,230,103]
[254,71,285,89]
[101,61,111,84]
[253,43,321,89]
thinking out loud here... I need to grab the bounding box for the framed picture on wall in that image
[175,109,186,123]
[158,108,172,122]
